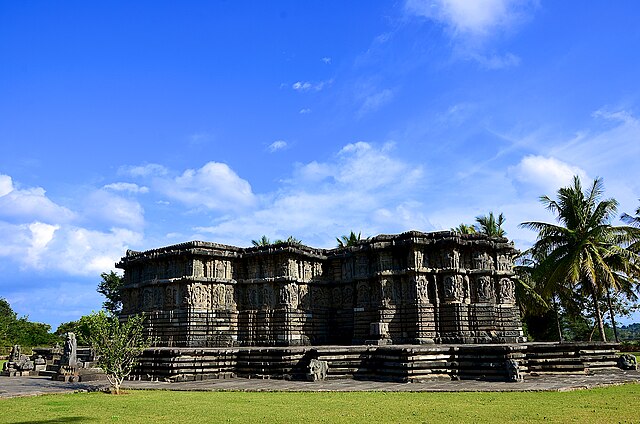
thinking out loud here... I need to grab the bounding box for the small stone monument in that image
[58,332,80,380]
[506,359,523,382]
[307,358,328,381]
[617,354,638,371]
[1,345,34,376]
[367,322,390,345]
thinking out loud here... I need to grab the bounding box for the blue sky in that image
[2,1,640,329]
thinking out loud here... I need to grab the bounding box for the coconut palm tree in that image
[337,231,362,248]
[251,235,271,247]
[451,223,477,234]
[521,176,640,342]
[475,212,506,237]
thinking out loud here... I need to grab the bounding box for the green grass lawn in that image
[1,384,639,424]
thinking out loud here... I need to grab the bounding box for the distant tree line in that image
[0,298,59,349]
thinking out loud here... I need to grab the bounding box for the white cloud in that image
[83,190,145,229]
[120,163,168,177]
[103,182,149,194]
[358,88,394,116]
[26,222,59,267]
[0,182,75,224]
[0,174,13,197]
[322,57,332,64]
[292,79,333,92]
[193,142,426,247]
[299,108,312,114]
[471,52,521,69]
[549,109,640,177]
[509,155,588,193]
[0,220,141,275]
[159,162,255,211]
[268,140,288,152]
[405,0,532,37]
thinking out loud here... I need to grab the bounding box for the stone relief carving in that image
[497,254,511,271]
[476,276,494,302]
[416,277,429,304]
[225,285,236,308]
[342,260,353,280]
[342,285,354,308]
[298,284,310,309]
[356,256,368,277]
[356,282,370,306]
[378,252,392,272]
[280,283,298,307]
[473,251,493,270]
[332,287,342,307]
[445,249,460,269]
[312,286,329,308]
[499,278,516,303]
[263,284,275,308]
[443,275,464,302]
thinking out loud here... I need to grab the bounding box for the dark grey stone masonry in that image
[116,231,525,348]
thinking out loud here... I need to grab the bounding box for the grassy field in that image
[1,384,639,424]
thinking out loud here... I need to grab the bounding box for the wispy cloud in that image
[405,0,533,38]
[119,163,168,177]
[358,88,394,117]
[193,142,426,247]
[103,182,149,194]
[322,57,332,64]
[292,79,333,92]
[268,140,288,152]
[405,0,535,67]
[299,108,312,114]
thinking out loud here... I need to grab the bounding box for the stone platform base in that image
[130,342,620,383]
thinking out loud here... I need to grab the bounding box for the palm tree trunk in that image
[553,295,564,343]
[606,288,619,343]
[589,280,607,342]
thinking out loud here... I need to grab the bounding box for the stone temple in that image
[117,231,526,348]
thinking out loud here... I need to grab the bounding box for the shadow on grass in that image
[12,417,93,424]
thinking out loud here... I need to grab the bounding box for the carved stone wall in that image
[117,232,526,347]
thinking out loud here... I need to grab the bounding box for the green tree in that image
[274,236,302,245]
[98,271,124,315]
[451,223,477,234]
[0,298,17,346]
[251,235,271,247]
[55,314,99,346]
[475,212,506,237]
[87,311,151,394]
[521,176,640,342]
[336,231,362,248]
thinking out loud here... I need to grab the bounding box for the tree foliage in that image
[252,235,302,247]
[55,314,100,346]
[87,311,151,394]
[0,297,59,348]
[336,231,362,248]
[451,223,477,234]
[98,271,124,315]
[475,212,506,237]
[520,176,640,342]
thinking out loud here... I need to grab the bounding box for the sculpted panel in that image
[499,278,516,304]
[443,274,464,302]
[415,276,429,304]
[475,276,495,302]
[444,249,460,269]
[356,282,370,306]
